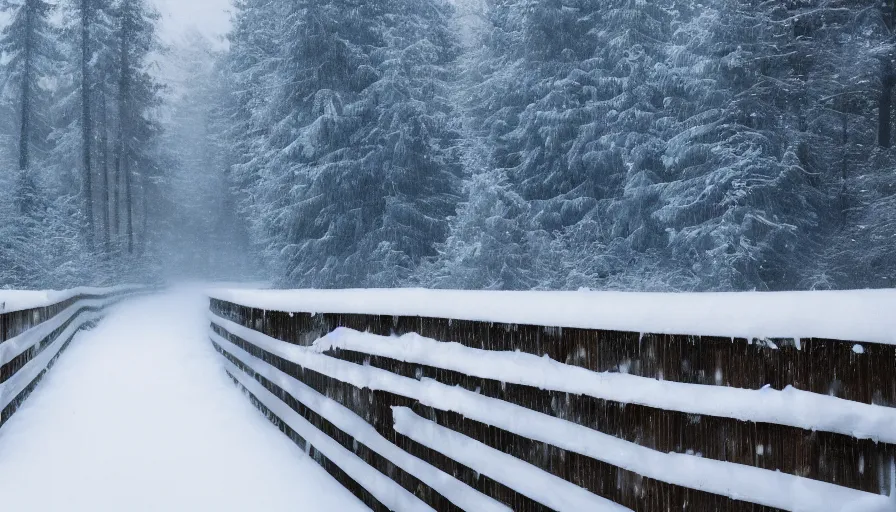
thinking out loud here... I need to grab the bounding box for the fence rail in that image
[208,293,896,512]
[0,286,146,428]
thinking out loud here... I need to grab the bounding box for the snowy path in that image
[0,291,367,512]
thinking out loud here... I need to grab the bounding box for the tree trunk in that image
[18,72,31,175]
[125,158,134,254]
[18,0,33,175]
[112,135,120,249]
[839,112,849,222]
[119,5,135,255]
[100,88,112,256]
[80,0,94,250]
[139,168,148,256]
[879,59,892,148]
[13,0,36,218]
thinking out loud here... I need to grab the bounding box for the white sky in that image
[152,0,233,47]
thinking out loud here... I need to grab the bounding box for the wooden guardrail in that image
[208,291,896,512]
[0,286,146,428]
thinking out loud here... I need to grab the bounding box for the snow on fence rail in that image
[0,285,146,428]
[207,289,896,512]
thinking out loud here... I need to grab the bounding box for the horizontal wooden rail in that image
[209,295,895,512]
[0,286,147,428]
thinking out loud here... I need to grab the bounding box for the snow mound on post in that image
[207,288,896,345]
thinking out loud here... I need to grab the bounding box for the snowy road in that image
[0,291,367,512]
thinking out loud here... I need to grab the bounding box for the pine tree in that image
[425,167,541,290]
[436,0,677,290]
[226,0,463,288]
[213,0,896,292]
[77,0,96,250]
[345,0,464,286]
[808,1,896,289]
[91,0,117,255]
[0,0,60,211]
[657,0,882,290]
[112,0,161,255]
[221,0,283,255]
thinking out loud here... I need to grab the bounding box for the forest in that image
[2,0,896,292]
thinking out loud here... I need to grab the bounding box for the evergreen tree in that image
[425,167,541,290]
[434,0,679,290]
[77,0,96,249]
[227,0,463,288]
[222,0,284,261]
[808,1,896,289]
[0,0,60,209]
[0,0,97,289]
[112,0,162,255]
[658,0,888,291]
[1,0,887,291]
[0,0,61,176]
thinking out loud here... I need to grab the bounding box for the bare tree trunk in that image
[100,88,112,256]
[13,0,36,218]
[879,59,892,148]
[839,112,849,222]
[17,0,33,175]
[125,158,134,254]
[118,0,134,255]
[140,169,148,256]
[113,119,121,250]
[80,0,94,250]
[18,75,30,175]
[115,115,130,254]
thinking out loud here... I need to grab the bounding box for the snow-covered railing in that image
[207,289,896,512]
[0,285,146,428]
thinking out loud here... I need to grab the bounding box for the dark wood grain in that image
[214,316,863,511]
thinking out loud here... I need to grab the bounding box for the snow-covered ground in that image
[0,291,366,512]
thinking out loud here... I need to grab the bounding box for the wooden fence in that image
[0,287,145,428]
[209,295,896,512]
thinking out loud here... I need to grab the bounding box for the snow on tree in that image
[1,0,895,291]
[225,0,463,288]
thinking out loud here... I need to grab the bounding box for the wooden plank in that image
[326,348,895,495]
[209,300,896,409]
[212,321,793,512]
[209,299,896,509]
